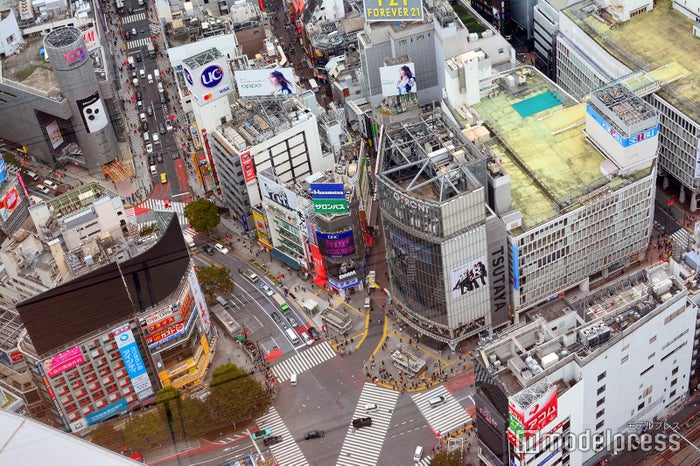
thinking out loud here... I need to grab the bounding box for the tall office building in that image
[42,27,120,176]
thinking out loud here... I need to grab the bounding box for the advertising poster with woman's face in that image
[379,63,417,97]
[234,68,296,96]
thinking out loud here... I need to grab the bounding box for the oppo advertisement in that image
[235,68,296,97]
[183,57,233,105]
[316,230,356,257]
[379,63,417,97]
[76,92,109,133]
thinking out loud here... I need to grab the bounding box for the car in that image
[159,93,167,104]
[128,7,133,14]
[147,106,153,116]
[137,100,143,109]
[142,121,149,133]
[43,179,58,190]
[139,112,147,123]
[157,82,164,93]
[159,123,166,134]
[203,244,214,255]
[124,30,131,40]
[139,69,146,79]
[305,430,325,440]
[171,152,179,160]
[36,184,51,194]
[251,428,271,440]
[131,70,137,79]
[148,155,155,165]
[136,91,142,100]
[160,173,167,184]
[132,78,139,87]
[263,435,282,446]
[308,327,321,340]
[150,164,157,175]
[135,51,142,62]
[131,27,137,36]
[270,312,282,324]
[156,153,163,163]
[352,417,372,429]
[260,283,274,296]
[215,243,229,254]
[165,119,173,131]
[287,316,299,327]
[145,143,153,154]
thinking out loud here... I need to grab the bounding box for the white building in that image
[475,263,696,466]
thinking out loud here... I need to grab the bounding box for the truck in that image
[183,233,196,251]
[273,294,290,315]
[127,55,135,70]
[146,41,155,59]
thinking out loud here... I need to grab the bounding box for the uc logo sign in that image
[183,68,193,86]
[64,47,87,64]
[200,65,224,88]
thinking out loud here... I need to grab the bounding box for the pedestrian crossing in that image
[123,206,137,224]
[416,456,433,466]
[412,386,472,438]
[336,382,399,466]
[122,13,146,24]
[270,341,336,383]
[126,37,151,50]
[140,198,187,226]
[256,407,308,466]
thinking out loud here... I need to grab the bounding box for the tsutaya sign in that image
[363,0,424,22]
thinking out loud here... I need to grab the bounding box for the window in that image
[672,367,679,375]
[596,409,605,419]
[597,385,606,395]
[649,335,657,344]
[596,397,605,407]
[597,371,606,382]
[648,352,656,359]
[621,355,629,364]
[638,402,645,410]
[671,378,677,387]
[643,386,653,397]
[669,389,676,398]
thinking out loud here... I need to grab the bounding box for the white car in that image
[36,184,51,194]
[145,143,153,154]
[43,179,58,190]
[165,119,173,131]
[260,283,275,296]
[214,243,229,254]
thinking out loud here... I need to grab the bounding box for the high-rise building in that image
[474,263,696,466]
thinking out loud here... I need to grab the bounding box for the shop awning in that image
[271,248,300,270]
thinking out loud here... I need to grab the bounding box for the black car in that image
[135,52,142,62]
[305,430,325,440]
[159,92,167,104]
[131,70,137,79]
[156,153,163,163]
[148,155,155,165]
[270,312,282,324]
[159,123,166,134]
[263,435,282,446]
[124,30,131,40]
[142,121,149,133]
[136,90,142,100]
[308,327,321,340]
[352,417,372,429]
[203,245,214,255]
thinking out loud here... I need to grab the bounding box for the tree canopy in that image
[196,265,234,301]
[183,199,220,233]
[429,450,474,466]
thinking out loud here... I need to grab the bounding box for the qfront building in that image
[16,218,213,432]
[474,263,696,466]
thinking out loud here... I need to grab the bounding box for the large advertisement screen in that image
[316,230,356,257]
[44,346,85,378]
[0,186,21,221]
[234,68,296,97]
[240,151,256,182]
[310,183,348,215]
[76,92,109,133]
[449,256,488,299]
[183,57,233,105]
[46,120,64,149]
[188,267,211,336]
[114,324,154,400]
[258,173,299,211]
[380,63,417,97]
[364,0,423,22]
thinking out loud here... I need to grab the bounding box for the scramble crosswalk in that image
[122,13,146,24]
[270,341,336,383]
[412,386,472,437]
[126,37,151,50]
[256,407,308,466]
[140,198,187,226]
[336,383,400,466]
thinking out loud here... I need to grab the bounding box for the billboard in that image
[114,324,153,400]
[316,230,356,257]
[364,0,423,22]
[234,68,296,97]
[380,63,417,97]
[46,120,64,149]
[0,186,21,221]
[183,57,233,105]
[76,92,109,133]
[0,156,7,185]
[258,173,299,211]
[240,151,256,182]
[586,105,659,148]
[82,27,99,52]
[310,183,348,214]
[450,256,488,299]
[508,385,558,444]
[44,346,85,378]
[188,267,211,336]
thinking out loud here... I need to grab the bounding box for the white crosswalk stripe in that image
[271,341,336,383]
[256,407,308,466]
[337,383,400,466]
[126,37,151,50]
[123,206,137,225]
[416,456,433,465]
[412,386,472,437]
[140,198,187,226]
[122,13,146,24]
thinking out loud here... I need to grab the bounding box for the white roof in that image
[0,410,140,465]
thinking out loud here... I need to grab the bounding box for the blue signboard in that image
[310,183,345,200]
[114,325,153,399]
[85,398,128,425]
[586,105,659,148]
[0,157,6,185]
[511,244,520,291]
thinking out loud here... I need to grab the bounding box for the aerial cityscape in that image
[0,0,698,464]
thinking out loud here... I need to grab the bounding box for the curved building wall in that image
[43,27,119,175]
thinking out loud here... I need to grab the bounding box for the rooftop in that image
[564,0,700,122]
[477,263,684,396]
[0,37,61,96]
[0,308,24,352]
[469,66,650,230]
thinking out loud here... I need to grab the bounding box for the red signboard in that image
[10,351,24,363]
[148,315,175,333]
[523,386,558,433]
[310,244,326,280]
[240,151,256,183]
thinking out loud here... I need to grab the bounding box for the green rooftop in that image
[565,0,700,122]
[471,69,607,229]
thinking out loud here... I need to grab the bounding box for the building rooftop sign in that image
[363,0,423,23]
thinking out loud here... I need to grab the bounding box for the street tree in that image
[429,450,474,466]
[208,363,270,427]
[123,410,170,452]
[196,265,234,302]
[183,199,220,233]
[89,422,125,451]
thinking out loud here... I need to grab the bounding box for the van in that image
[428,395,446,407]
[25,170,39,181]
[364,403,378,411]
[140,112,147,123]
[143,132,150,142]
[127,56,135,70]
[139,69,146,79]
[243,269,259,283]
[290,373,297,386]
[309,78,319,92]
[301,332,313,346]
[413,446,424,462]
[216,296,228,308]
[364,297,371,310]
[147,74,153,84]
[152,133,160,144]
[150,165,157,175]
[153,69,161,80]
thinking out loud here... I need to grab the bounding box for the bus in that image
[273,294,290,315]
[146,41,156,59]
[285,328,300,345]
